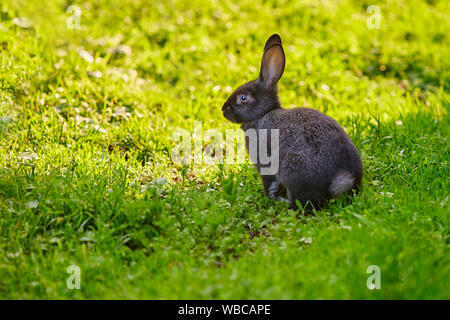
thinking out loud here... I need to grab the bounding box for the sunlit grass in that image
[0,0,448,299]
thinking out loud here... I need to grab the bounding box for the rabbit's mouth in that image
[222,103,235,122]
[222,105,239,123]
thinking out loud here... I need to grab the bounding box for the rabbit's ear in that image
[259,34,285,88]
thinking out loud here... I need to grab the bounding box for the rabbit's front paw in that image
[268,181,289,203]
[268,181,281,198]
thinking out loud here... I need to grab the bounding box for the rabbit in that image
[222,34,362,210]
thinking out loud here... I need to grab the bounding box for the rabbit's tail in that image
[329,171,355,197]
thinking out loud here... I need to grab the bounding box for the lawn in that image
[0,0,448,299]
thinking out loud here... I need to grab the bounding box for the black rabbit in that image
[222,34,362,209]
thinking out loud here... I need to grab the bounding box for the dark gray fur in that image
[222,34,362,209]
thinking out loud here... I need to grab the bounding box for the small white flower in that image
[27,200,39,209]
[87,70,102,78]
[300,237,312,244]
[78,49,94,64]
[12,17,33,29]
[380,192,394,197]
[112,106,132,120]
[108,45,132,56]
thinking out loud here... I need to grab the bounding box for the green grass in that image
[0,0,449,299]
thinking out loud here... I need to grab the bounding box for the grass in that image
[0,0,449,299]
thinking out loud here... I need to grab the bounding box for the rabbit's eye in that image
[240,94,248,102]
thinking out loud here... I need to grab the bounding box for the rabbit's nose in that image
[222,103,227,111]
